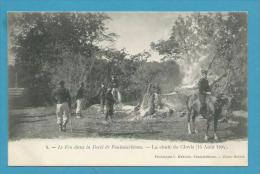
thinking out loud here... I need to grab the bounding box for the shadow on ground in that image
[9,106,247,142]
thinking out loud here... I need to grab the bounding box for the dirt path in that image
[9,105,247,142]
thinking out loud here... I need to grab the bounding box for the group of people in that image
[52,75,121,132]
[52,69,212,132]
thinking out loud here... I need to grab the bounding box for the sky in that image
[8,12,186,64]
[105,13,181,62]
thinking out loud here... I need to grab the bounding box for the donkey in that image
[186,93,232,141]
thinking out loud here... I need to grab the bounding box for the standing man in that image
[198,69,211,115]
[105,86,115,122]
[154,84,163,109]
[111,75,121,103]
[97,83,106,113]
[53,80,71,132]
[75,82,85,118]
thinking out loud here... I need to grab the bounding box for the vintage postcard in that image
[8,12,248,166]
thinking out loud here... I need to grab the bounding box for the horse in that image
[186,93,232,141]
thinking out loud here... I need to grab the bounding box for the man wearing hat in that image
[53,80,71,132]
[198,69,211,115]
[75,82,85,118]
[97,83,106,113]
[105,85,115,122]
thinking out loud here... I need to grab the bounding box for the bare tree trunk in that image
[209,72,227,88]
[85,51,97,81]
[207,55,217,73]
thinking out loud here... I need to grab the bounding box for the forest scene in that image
[8,12,247,142]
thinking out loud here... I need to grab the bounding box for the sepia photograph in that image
[8,12,248,166]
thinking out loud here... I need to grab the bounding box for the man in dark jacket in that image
[75,82,85,118]
[198,69,211,115]
[97,83,106,113]
[105,86,115,122]
[111,75,121,103]
[53,80,71,131]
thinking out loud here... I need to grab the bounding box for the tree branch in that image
[209,72,227,88]
[207,54,217,72]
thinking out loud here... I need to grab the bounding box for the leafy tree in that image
[130,57,182,102]
[9,13,116,106]
[151,13,247,108]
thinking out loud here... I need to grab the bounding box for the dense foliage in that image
[151,13,247,108]
[9,13,247,109]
